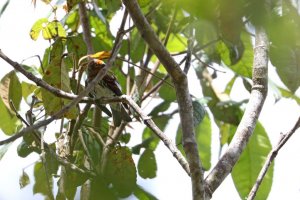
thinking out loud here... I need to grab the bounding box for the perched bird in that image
[84,51,131,127]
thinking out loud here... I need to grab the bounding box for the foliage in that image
[0,0,300,199]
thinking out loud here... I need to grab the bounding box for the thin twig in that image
[247,116,300,200]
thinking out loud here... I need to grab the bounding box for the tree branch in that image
[247,116,300,200]
[122,1,204,198]
[0,49,88,101]
[204,27,269,198]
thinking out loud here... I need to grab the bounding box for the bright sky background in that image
[1,1,300,200]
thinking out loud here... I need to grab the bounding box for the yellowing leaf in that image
[0,71,22,110]
[30,18,48,41]
[41,39,78,119]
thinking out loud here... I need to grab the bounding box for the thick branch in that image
[122,1,204,199]
[205,27,269,198]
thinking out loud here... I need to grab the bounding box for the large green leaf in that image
[65,9,80,32]
[89,12,113,50]
[217,32,252,78]
[138,149,157,179]
[33,162,53,197]
[0,70,22,110]
[30,18,48,41]
[0,95,21,135]
[30,18,66,41]
[41,39,78,119]
[21,81,38,104]
[130,29,146,63]
[176,115,212,170]
[232,122,273,200]
[106,146,137,197]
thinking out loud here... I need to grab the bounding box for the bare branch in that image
[122,95,190,175]
[122,1,204,198]
[247,116,300,200]
[205,27,269,198]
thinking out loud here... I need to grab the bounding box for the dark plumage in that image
[86,59,131,127]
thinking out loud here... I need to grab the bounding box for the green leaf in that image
[33,162,53,197]
[42,20,67,40]
[21,82,38,103]
[0,96,21,135]
[65,9,80,32]
[66,34,87,60]
[0,70,22,110]
[130,29,146,63]
[0,143,11,160]
[224,75,237,94]
[30,18,48,41]
[19,171,30,189]
[218,32,252,78]
[166,34,187,53]
[232,122,273,200]
[89,12,113,50]
[218,122,237,146]
[148,101,171,117]
[158,84,176,102]
[134,185,158,200]
[176,115,212,170]
[41,39,78,119]
[138,149,157,179]
[106,146,137,197]
[17,140,35,158]
[270,45,300,93]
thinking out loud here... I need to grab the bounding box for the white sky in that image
[1,1,300,200]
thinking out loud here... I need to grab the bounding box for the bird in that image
[82,51,132,127]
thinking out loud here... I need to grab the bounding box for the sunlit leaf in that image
[65,9,80,31]
[166,34,187,53]
[0,96,21,135]
[42,20,67,40]
[0,70,22,110]
[30,18,48,41]
[232,122,273,199]
[19,171,30,189]
[106,146,137,197]
[138,149,157,179]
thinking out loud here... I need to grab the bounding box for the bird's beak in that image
[89,51,111,60]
